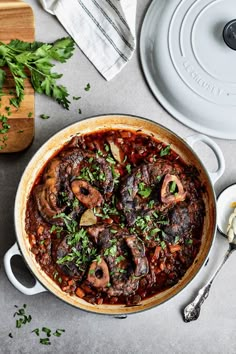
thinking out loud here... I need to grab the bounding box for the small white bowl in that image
[217,183,236,236]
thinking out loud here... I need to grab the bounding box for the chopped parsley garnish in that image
[138,182,152,198]
[104,243,117,257]
[174,235,180,244]
[0,114,10,134]
[31,327,65,345]
[148,200,155,208]
[77,166,94,182]
[53,329,65,337]
[117,268,127,273]
[111,165,120,184]
[40,114,50,120]
[134,215,151,231]
[84,83,91,91]
[14,304,32,328]
[96,150,103,157]
[50,224,63,236]
[40,338,51,345]
[160,241,166,249]
[110,229,118,234]
[185,239,193,245]
[77,164,106,183]
[115,255,125,264]
[42,327,52,337]
[150,228,160,236]
[32,328,40,336]
[55,216,97,271]
[169,181,177,193]
[73,96,81,100]
[104,143,110,152]
[106,156,116,165]
[102,203,119,217]
[5,106,11,115]
[126,164,132,174]
[157,220,169,225]
[128,188,132,196]
[160,144,171,157]
[96,255,102,264]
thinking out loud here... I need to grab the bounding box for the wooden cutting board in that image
[0,0,35,153]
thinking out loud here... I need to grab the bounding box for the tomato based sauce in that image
[25,129,205,306]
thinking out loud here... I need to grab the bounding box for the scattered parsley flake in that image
[104,143,109,152]
[160,145,171,157]
[138,182,152,198]
[148,200,155,208]
[32,328,40,336]
[185,239,193,245]
[160,241,166,249]
[126,164,132,174]
[53,329,65,337]
[170,181,177,193]
[40,114,50,120]
[42,327,52,337]
[84,83,91,91]
[40,338,51,345]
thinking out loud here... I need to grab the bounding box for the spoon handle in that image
[183,246,234,322]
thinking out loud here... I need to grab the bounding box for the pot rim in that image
[13,113,218,315]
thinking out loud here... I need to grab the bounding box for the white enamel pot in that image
[4,114,225,315]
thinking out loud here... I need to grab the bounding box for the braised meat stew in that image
[25,129,205,306]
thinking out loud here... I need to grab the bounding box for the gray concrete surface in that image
[1,1,236,353]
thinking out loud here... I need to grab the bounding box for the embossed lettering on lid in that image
[140,0,236,139]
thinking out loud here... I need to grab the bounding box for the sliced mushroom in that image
[80,209,97,226]
[87,258,110,288]
[71,180,104,209]
[161,174,186,204]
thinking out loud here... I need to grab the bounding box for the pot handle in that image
[3,242,47,295]
[185,134,225,185]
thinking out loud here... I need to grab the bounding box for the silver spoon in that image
[183,222,236,322]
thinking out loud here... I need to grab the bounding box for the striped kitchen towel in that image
[39,0,137,80]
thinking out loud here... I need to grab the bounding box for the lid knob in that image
[223,19,236,50]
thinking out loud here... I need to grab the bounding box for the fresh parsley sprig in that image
[0,37,75,109]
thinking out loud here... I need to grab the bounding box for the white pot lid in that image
[140,0,236,139]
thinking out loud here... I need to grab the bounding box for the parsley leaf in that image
[160,145,171,157]
[0,37,75,109]
[169,181,177,193]
[40,114,50,120]
[84,83,90,91]
[138,182,152,198]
